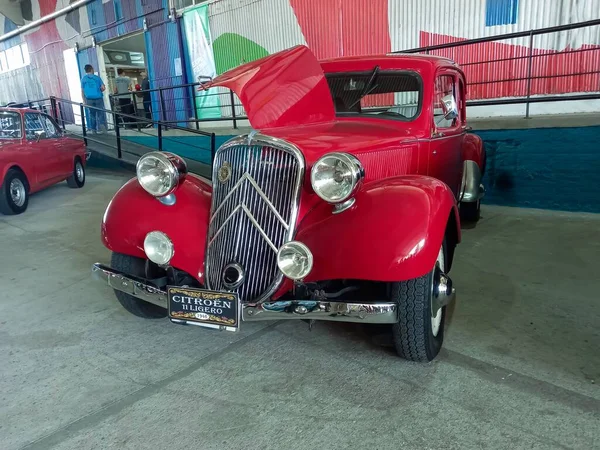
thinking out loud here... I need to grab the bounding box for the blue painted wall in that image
[124,125,600,214]
[477,126,600,213]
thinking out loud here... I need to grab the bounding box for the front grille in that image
[205,135,304,303]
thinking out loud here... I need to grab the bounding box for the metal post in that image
[229,89,237,129]
[114,111,122,159]
[158,122,163,151]
[210,133,216,165]
[79,103,88,146]
[58,101,66,130]
[131,92,141,132]
[525,31,534,119]
[50,97,58,121]
[159,87,168,131]
[191,85,199,130]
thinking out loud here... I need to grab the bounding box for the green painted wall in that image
[213,33,269,74]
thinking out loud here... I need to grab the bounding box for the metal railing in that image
[26,96,218,171]
[395,19,600,117]
[108,82,247,131]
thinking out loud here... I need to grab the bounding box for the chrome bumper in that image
[92,263,167,308]
[91,263,398,324]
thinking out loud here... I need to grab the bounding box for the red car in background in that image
[0,108,88,215]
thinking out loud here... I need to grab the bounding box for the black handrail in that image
[108,82,246,130]
[393,19,600,118]
[395,18,600,54]
[37,96,218,166]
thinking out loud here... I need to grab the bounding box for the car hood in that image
[263,119,419,165]
[203,45,335,129]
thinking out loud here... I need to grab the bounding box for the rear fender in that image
[101,175,212,284]
[294,175,461,283]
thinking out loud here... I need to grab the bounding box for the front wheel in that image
[67,159,85,188]
[390,241,447,362]
[111,252,167,318]
[0,169,29,215]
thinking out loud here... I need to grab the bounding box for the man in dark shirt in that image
[141,71,152,122]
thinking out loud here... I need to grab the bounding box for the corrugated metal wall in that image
[206,0,600,101]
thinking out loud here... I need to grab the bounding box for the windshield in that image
[326,70,422,121]
[0,112,22,139]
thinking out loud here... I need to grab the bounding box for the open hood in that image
[202,46,335,130]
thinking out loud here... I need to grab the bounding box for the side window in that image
[433,75,457,129]
[0,112,22,139]
[41,115,60,138]
[25,113,45,140]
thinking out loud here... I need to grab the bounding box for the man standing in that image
[141,71,152,124]
[80,64,106,134]
[114,68,134,126]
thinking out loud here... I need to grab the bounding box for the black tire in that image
[460,200,480,223]
[391,241,447,362]
[67,158,85,188]
[110,252,167,319]
[0,169,29,215]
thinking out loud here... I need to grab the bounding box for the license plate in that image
[167,286,239,332]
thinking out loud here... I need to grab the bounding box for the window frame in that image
[325,69,424,123]
[432,71,461,131]
[24,112,48,141]
[0,112,23,140]
[40,114,62,138]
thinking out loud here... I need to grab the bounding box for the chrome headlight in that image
[136,152,187,197]
[144,231,174,265]
[277,241,313,280]
[310,152,364,203]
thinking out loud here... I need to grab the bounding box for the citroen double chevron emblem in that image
[218,161,232,183]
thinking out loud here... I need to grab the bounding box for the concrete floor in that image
[0,170,598,450]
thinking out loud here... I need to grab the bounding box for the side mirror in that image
[441,94,458,121]
[34,130,47,142]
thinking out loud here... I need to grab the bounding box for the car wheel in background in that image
[390,241,447,362]
[0,169,29,215]
[111,252,167,319]
[460,199,480,223]
[67,158,86,188]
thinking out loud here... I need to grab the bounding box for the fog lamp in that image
[144,231,174,266]
[277,241,313,280]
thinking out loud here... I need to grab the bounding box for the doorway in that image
[98,32,150,126]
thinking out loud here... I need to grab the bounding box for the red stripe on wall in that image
[290,0,391,60]
[420,31,600,100]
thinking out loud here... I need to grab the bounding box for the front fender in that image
[101,175,212,284]
[295,175,460,283]
[463,133,486,175]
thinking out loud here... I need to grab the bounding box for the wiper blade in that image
[348,65,380,110]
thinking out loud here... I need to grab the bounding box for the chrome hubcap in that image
[9,178,26,207]
[76,162,84,182]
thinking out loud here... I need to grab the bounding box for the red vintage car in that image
[92,46,486,362]
[0,108,88,215]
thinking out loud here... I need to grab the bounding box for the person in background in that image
[141,71,152,126]
[80,64,106,134]
[114,68,134,126]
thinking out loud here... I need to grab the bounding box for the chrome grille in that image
[205,135,304,303]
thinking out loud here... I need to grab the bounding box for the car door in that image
[24,112,62,183]
[40,114,75,178]
[428,72,463,197]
